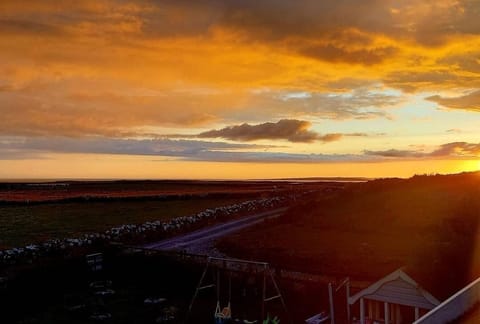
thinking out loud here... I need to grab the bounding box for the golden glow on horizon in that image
[1,154,479,180]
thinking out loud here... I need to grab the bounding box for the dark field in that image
[217,172,480,300]
[0,180,337,249]
[0,180,314,202]
[0,196,248,249]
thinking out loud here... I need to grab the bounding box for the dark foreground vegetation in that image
[0,247,334,323]
[218,172,480,300]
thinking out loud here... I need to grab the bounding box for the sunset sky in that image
[1,0,480,179]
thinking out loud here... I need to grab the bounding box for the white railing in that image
[413,277,480,324]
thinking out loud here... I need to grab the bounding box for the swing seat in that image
[305,311,330,324]
[215,301,232,319]
[221,305,231,318]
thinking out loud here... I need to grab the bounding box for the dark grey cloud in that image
[427,90,480,112]
[430,142,480,157]
[3,136,480,163]
[167,120,371,143]
[197,119,335,143]
[0,149,44,160]
[0,135,371,163]
[365,142,480,158]
[364,149,425,158]
[0,137,268,156]
[317,133,343,143]
[181,151,369,163]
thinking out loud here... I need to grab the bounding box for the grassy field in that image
[0,196,248,249]
[0,180,345,249]
[0,180,301,202]
[217,172,480,300]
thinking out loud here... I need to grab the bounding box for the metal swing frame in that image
[185,256,291,324]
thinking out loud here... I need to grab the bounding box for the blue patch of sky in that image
[310,92,480,140]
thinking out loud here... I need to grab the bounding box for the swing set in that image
[185,257,291,324]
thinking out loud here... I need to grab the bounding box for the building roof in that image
[413,276,480,323]
[348,268,440,310]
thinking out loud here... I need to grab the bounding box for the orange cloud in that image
[427,90,480,112]
[0,0,480,172]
